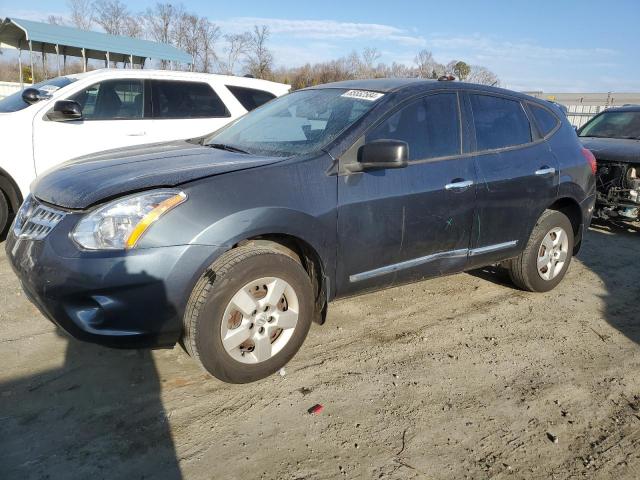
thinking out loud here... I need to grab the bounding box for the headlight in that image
[71,190,187,250]
[13,195,35,235]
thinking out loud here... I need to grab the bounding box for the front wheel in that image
[507,210,574,292]
[183,244,314,383]
[0,191,9,238]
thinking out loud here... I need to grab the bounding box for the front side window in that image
[69,79,144,120]
[579,110,640,140]
[206,88,380,156]
[0,76,76,113]
[151,80,229,119]
[226,85,276,111]
[470,94,532,151]
[366,93,460,161]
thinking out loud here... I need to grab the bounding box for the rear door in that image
[337,91,477,295]
[33,78,152,173]
[464,92,559,266]
[147,80,235,143]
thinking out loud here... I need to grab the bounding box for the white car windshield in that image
[0,76,77,113]
[205,88,382,157]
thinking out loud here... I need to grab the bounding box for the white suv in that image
[0,69,290,235]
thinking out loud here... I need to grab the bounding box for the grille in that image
[14,199,66,241]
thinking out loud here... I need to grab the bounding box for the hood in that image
[32,140,283,209]
[580,137,640,163]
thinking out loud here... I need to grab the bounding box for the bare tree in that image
[467,65,500,86]
[123,15,144,38]
[414,49,446,78]
[246,25,273,79]
[173,12,202,70]
[68,0,94,30]
[361,47,381,76]
[198,19,221,73]
[220,33,251,75]
[93,0,129,35]
[144,3,184,68]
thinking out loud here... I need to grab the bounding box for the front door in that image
[337,92,477,296]
[33,78,153,174]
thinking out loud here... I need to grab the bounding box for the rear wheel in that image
[507,210,574,292]
[183,244,314,383]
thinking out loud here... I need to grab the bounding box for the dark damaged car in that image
[578,105,640,222]
[7,79,596,383]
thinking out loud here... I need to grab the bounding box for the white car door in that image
[146,79,245,144]
[32,78,154,174]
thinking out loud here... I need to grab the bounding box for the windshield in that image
[0,76,77,113]
[205,88,382,156]
[579,110,640,140]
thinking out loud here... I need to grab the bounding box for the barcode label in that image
[341,90,384,101]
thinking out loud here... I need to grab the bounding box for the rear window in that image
[470,94,532,151]
[226,85,276,111]
[529,103,560,136]
[151,80,230,119]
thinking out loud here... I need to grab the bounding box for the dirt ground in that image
[1,220,639,480]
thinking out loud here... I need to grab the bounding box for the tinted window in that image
[470,94,531,150]
[69,79,144,120]
[0,76,76,113]
[530,103,559,136]
[227,85,276,111]
[151,80,229,119]
[366,93,460,160]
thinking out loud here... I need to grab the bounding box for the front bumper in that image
[6,216,224,348]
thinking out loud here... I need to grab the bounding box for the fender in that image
[192,206,334,270]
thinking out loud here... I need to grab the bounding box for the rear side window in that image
[366,93,460,161]
[151,80,229,119]
[226,85,276,111]
[529,103,560,136]
[470,94,532,151]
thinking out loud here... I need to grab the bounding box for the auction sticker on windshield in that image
[341,90,384,101]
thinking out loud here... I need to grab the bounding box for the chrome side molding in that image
[349,240,518,283]
[469,240,518,256]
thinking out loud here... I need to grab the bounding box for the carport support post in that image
[55,44,61,77]
[18,41,23,88]
[28,41,34,84]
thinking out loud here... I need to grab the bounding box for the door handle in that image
[445,180,474,191]
[535,167,556,176]
[127,131,147,136]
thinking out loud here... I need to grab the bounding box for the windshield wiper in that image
[207,143,251,154]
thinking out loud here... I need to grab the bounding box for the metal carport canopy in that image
[0,17,192,65]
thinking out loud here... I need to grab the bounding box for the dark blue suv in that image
[6,79,596,383]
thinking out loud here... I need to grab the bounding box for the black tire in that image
[0,191,9,239]
[507,209,574,292]
[183,244,314,383]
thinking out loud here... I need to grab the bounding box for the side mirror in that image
[22,88,44,105]
[47,100,83,122]
[355,140,408,171]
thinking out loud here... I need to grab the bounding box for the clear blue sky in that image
[1,0,639,91]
